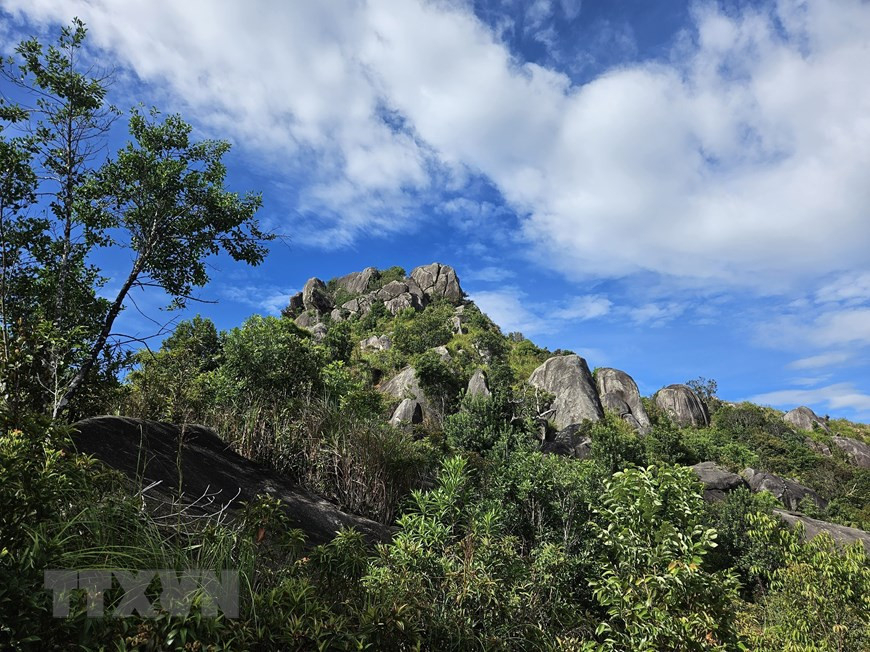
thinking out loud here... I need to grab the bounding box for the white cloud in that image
[222,285,295,316]
[462,266,516,283]
[749,382,870,416]
[815,272,870,305]
[552,295,611,320]
[763,308,870,350]
[469,287,611,336]
[5,0,870,290]
[470,287,545,336]
[787,352,850,370]
[627,302,685,327]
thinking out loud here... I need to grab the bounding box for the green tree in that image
[0,19,115,416]
[57,108,269,414]
[125,315,222,422]
[591,465,742,650]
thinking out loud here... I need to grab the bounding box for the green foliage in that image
[364,456,591,649]
[591,465,742,650]
[220,315,323,403]
[508,337,551,382]
[706,488,786,596]
[589,413,647,472]
[322,319,353,363]
[391,301,453,356]
[487,450,602,554]
[125,315,221,421]
[741,513,870,650]
[414,348,463,417]
[367,265,405,290]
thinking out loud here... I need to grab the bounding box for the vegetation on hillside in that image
[1,21,868,651]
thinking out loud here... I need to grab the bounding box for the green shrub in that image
[391,302,453,356]
[590,465,742,650]
[741,513,870,650]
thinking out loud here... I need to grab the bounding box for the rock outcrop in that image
[783,406,829,432]
[774,510,870,551]
[410,263,463,302]
[654,384,709,427]
[71,417,391,544]
[467,369,491,399]
[600,392,644,433]
[595,368,651,434]
[302,277,333,314]
[832,436,870,468]
[541,424,592,459]
[742,468,828,512]
[529,355,603,430]
[291,264,466,333]
[335,267,377,295]
[379,367,426,406]
[691,461,747,501]
[287,292,304,315]
[360,335,392,352]
[389,399,423,428]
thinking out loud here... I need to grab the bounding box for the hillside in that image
[4,262,869,650]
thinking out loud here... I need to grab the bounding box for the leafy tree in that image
[591,465,742,650]
[0,19,115,416]
[686,376,718,405]
[742,513,870,650]
[57,108,269,413]
[125,315,222,422]
[220,315,321,404]
[391,301,453,356]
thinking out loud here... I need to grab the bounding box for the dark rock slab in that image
[72,416,392,545]
[691,461,747,501]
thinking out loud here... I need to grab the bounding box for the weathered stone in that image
[72,417,392,545]
[742,468,828,512]
[467,369,491,399]
[806,438,832,456]
[330,308,347,323]
[310,323,328,341]
[783,406,829,432]
[654,384,709,427]
[432,345,451,362]
[541,424,592,459]
[287,292,304,315]
[774,510,870,551]
[389,399,423,428]
[691,461,747,501]
[528,355,603,429]
[377,280,410,301]
[360,335,392,352]
[335,267,377,295]
[410,263,463,303]
[384,292,421,315]
[450,315,465,334]
[832,436,870,468]
[294,311,318,329]
[302,277,333,313]
[595,368,651,434]
[342,294,374,316]
[406,278,427,307]
[379,367,425,405]
[600,392,645,435]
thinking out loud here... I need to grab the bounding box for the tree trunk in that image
[54,257,142,417]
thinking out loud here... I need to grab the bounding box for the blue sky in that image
[3,0,870,420]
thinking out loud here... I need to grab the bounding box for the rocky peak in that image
[654,384,709,428]
[410,263,463,303]
[528,354,603,430]
[595,367,651,435]
[302,277,333,313]
[783,406,829,432]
